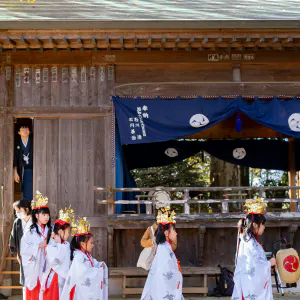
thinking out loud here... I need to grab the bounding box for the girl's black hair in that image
[17,199,32,215]
[240,213,266,242]
[30,207,52,243]
[52,222,70,243]
[70,234,93,261]
[155,223,175,245]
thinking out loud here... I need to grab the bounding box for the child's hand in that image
[38,240,47,248]
[269,258,276,266]
[101,263,105,268]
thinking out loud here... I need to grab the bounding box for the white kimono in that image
[232,234,273,300]
[60,250,108,300]
[42,239,71,296]
[20,224,49,299]
[141,242,184,300]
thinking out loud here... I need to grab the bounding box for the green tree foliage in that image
[131,151,210,188]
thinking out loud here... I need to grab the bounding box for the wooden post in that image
[107,225,114,267]
[288,224,298,247]
[288,137,296,212]
[184,189,190,214]
[122,275,126,299]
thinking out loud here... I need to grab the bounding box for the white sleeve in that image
[20,230,40,267]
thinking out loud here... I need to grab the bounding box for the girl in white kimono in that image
[43,207,74,300]
[20,191,51,300]
[61,217,108,300]
[232,198,276,300]
[141,206,184,300]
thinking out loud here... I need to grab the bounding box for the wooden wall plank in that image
[60,66,70,106]
[52,66,61,107]
[98,66,107,106]
[3,116,14,215]
[80,66,89,107]
[5,66,14,107]
[14,66,22,107]
[0,65,13,107]
[32,67,42,106]
[70,67,79,107]
[93,227,108,262]
[71,119,83,212]
[40,67,51,106]
[21,67,33,107]
[47,120,59,214]
[241,63,300,82]
[58,119,72,209]
[33,119,59,214]
[106,65,115,105]
[94,118,107,215]
[0,67,6,106]
[0,118,4,190]
[88,66,98,106]
[33,119,47,196]
[82,119,94,214]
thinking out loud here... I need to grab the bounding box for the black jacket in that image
[9,218,23,256]
[9,218,25,285]
[13,137,33,189]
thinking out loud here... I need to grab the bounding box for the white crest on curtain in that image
[189,114,209,128]
[288,113,300,132]
[233,148,246,160]
[165,148,179,157]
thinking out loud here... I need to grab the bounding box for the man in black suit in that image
[13,125,33,201]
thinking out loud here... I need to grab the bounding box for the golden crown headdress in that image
[244,197,267,214]
[56,206,75,226]
[156,206,176,225]
[72,217,91,236]
[31,190,48,210]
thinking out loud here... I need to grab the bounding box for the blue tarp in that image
[113,96,300,145]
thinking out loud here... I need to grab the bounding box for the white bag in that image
[137,226,155,270]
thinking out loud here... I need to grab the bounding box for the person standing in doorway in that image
[14,124,33,201]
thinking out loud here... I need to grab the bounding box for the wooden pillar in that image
[288,224,298,246]
[288,137,296,212]
[107,225,115,267]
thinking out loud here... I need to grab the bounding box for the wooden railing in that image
[94,185,300,216]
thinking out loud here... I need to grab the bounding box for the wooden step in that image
[0,286,22,289]
[0,271,20,275]
[4,257,17,261]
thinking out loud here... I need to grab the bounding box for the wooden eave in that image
[1,28,300,51]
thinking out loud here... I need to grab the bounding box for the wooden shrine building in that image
[0,2,300,296]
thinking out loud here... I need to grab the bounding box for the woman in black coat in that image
[9,199,32,287]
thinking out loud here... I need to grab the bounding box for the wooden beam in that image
[114,82,300,97]
[63,37,70,51]
[288,137,297,212]
[0,106,111,117]
[6,38,16,46]
[4,49,300,65]
[20,36,30,46]
[48,37,57,46]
